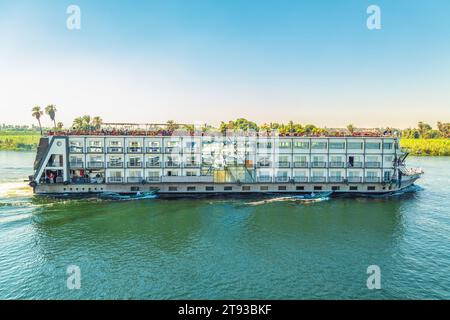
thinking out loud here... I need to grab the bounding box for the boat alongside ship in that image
[29,123,423,197]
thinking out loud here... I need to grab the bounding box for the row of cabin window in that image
[70,140,395,150]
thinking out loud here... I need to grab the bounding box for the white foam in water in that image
[246,195,331,206]
[0,182,33,198]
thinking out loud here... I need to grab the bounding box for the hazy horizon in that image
[1,0,449,128]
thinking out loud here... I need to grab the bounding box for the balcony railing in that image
[107,162,123,168]
[165,147,181,153]
[87,146,104,153]
[365,162,381,168]
[146,147,161,153]
[329,176,344,182]
[365,177,380,183]
[146,162,161,168]
[184,162,200,168]
[87,161,104,168]
[69,146,83,153]
[294,176,308,182]
[69,161,84,168]
[329,162,345,168]
[107,147,123,153]
[127,177,144,183]
[275,176,290,182]
[347,177,362,183]
[165,161,180,168]
[257,162,272,168]
[276,162,290,168]
[311,161,326,168]
[347,162,363,168]
[311,176,326,182]
[127,162,142,168]
[257,176,272,182]
[107,177,123,183]
[293,162,308,168]
[146,176,161,183]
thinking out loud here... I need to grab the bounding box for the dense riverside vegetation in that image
[400,139,450,156]
[0,128,40,151]
[1,118,449,155]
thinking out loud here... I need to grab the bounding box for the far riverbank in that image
[0,133,449,156]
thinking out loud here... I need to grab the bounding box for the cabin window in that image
[89,140,102,147]
[350,186,358,191]
[260,186,269,191]
[205,186,214,191]
[131,187,140,192]
[187,186,196,191]
[293,142,309,149]
[365,142,381,150]
[329,142,345,149]
[167,141,179,147]
[224,186,232,191]
[294,155,307,162]
[383,142,393,149]
[278,141,291,149]
[367,186,376,191]
[278,186,287,191]
[311,142,327,149]
[332,186,340,191]
[185,171,197,176]
[314,186,322,191]
[348,142,363,149]
[296,186,304,191]
[257,142,272,149]
[242,186,251,191]
[168,186,177,191]
[130,141,141,147]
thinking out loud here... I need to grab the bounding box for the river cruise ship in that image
[30,124,423,196]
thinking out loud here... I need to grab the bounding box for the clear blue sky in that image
[1,0,449,128]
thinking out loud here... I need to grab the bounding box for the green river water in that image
[0,151,449,299]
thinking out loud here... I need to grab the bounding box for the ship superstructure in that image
[31,124,423,195]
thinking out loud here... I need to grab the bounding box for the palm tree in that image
[287,120,295,133]
[166,120,178,133]
[201,123,209,133]
[45,105,57,128]
[417,121,431,138]
[82,115,92,130]
[72,117,84,130]
[259,123,271,135]
[346,124,355,134]
[32,106,43,135]
[183,124,195,135]
[219,121,227,135]
[92,116,103,130]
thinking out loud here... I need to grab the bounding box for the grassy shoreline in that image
[0,133,449,155]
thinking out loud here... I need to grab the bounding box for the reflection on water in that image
[0,152,449,299]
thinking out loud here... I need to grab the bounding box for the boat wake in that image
[245,192,333,206]
[0,182,33,199]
